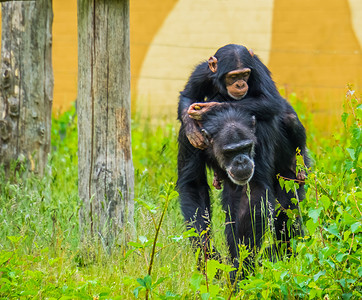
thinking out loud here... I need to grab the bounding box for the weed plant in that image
[0,89,361,299]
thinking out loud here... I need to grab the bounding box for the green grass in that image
[0,90,361,299]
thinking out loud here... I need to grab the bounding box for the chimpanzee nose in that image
[236,156,247,165]
[236,81,246,89]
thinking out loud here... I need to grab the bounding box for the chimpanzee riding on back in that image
[177,44,309,271]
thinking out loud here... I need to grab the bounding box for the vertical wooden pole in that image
[77,0,134,247]
[0,0,53,176]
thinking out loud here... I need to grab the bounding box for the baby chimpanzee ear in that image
[208,56,218,73]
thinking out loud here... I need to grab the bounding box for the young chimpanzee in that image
[178,44,306,155]
[177,44,308,258]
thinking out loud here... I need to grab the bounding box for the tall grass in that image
[0,90,361,299]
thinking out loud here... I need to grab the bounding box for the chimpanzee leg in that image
[231,180,275,276]
[177,129,212,252]
[274,169,304,244]
[221,181,243,262]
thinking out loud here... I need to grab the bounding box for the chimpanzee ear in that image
[201,128,212,144]
[248,48,255,57]
[208,56,218,73]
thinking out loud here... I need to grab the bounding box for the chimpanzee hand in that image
[212,172,223,190]
[182,113,208,149]
[296,169,306,181]
[188,102,222,120]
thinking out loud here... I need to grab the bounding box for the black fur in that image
[177,44,309,270]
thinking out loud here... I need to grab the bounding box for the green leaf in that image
[7,236,24,244]
[280,271,289,281]
[206,259,221,280]
[309,288,317,299]
[183,228,199,239]
[342,211,357,226]
[325,224,340,238]
[144,275,152,289]
[137,275,152,290]
[135,198,158,214]
[341,112,349,125]
[278,176,285,189]
[351,222,361,233]
[306,219,319,235]
[128,241,144,248]
[313,270,326,282]
[153,276,167,288]
[319,195,330,210]
[336,253,347,262]
[201,293,210,300]
[342,293,353,300]
[284,179,295,193]
[168,190,179,201]
[358,266,362,277]
[308,207,323,223]
[280,284,288,296]
[343,231,351,242]
[133,286,144,298]
[190,273,203,292]
[208,284,220,297]
[346,148,355,160]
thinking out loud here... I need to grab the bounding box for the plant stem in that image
[148,194,170,276]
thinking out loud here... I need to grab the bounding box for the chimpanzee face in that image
[209,121,256,185]
[208,44,254,100]
[224,68,251,100]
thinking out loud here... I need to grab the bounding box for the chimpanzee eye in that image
[244,144,252,153]
[223,150,236,159]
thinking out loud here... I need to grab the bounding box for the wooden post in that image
[77,0,134,248]
[0,0,53,176]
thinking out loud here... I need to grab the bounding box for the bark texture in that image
[77,0,134,247]
[0,0,53,176]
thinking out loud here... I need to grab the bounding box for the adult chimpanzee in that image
[179,104,298,275]
[177,44,308,259]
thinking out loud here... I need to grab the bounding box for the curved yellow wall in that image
[2,0,362,132]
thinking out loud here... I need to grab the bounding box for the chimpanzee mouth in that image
[228,90,247,100]
[227,169,254,185]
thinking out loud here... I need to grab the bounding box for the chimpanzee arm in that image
[283,105,307,153]
[178,61,214,119]
[188,95,283,122]
[178,62,215,149]
[177,130,212,252]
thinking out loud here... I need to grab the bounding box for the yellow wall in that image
[52,0,77,113]
[2,0,362,132]
[269,0,362,130]
[52,0,178,113]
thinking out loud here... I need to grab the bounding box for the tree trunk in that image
[0,0,53,176]
[77,0,134,248]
